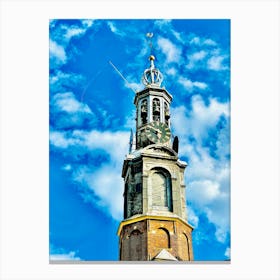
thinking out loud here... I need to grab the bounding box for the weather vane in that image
[146,32,153,55]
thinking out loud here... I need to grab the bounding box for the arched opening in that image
[151,172,167,207]
[155,227,171,249]
[152,98,160,122]
[164,102,170,125]
[150,168,172,211]
[140,99,148,125]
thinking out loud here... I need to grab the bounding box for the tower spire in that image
[118,34,194,261]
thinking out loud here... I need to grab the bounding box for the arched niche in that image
[140,98,148,125]
[150,167,173,211]
[155,227,171,249]
[152,97,160,121]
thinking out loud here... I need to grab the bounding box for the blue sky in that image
[49,19,230,261]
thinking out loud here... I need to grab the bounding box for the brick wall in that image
[119,217,193,261]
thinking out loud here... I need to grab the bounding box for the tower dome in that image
[142,55,163,87]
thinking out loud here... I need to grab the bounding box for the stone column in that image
[142,174,148,214]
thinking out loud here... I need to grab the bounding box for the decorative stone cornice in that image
[117,214,194,236]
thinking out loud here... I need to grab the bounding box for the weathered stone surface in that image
[123,151,188,220]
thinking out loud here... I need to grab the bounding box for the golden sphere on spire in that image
[149,55,155,61]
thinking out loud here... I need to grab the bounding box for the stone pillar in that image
[142,174,148,214]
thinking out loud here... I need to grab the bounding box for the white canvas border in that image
[0,0,279,279]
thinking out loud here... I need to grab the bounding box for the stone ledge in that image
[117,214,194,236]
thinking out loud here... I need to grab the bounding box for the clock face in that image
[146,121,171,144]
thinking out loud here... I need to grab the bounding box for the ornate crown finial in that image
[142,55,163,87]
[142,33,163,87]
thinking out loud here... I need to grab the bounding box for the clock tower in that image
[118,55,194,261]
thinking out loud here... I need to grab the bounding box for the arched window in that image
[164,102,170,125]
[155,228,171,248]
[150,168,172,211]
[140,99,148,125]
[152,98,160,122]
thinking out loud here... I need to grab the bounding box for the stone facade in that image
[122,145,188,221]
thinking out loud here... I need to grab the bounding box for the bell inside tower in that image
[140,99,148,125]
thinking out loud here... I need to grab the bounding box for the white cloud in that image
[63,26,85,40]
[205,202,230,243]
[224,247,230,259]
[191,95,229,127]
[171,105,189,135]
[50,251,81,261]
[172,95,230,244]
[123,73,143,93]
[185,35,229,73]
[207,53,228,71]
[77,130,129,219]
[172,30,184,43]
[178,77,208,93]
[127,81,143,93]
[215,120,230,160]
[189,35,217,47]
[188,180,221,205]
[50,129,130,220]
[187,206,199,228]
[154,20,185,44]
[50,92,96,130]
[173,95,229,145]
[62,164,72,171]
[50,244,82,261]
[204,39,217,46]
[73,163,124,220]
[191,50,207,61]
[107,21,126,37]
[60,21,94,42]
[81,19,95,29]
[186,155,230,244]
[186,50,207,69]
[52,92,91,114]
[49,20,97,69]
[49,39,67,68]
[73,130,130,162]
[50,131,68,148]
[172,95,229,141]
[157,36,182,64]
[154,19,172,29]
[50,131,81,149]
[166,67,177,76]
[50,70,86,93]
[49,19,57,29]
